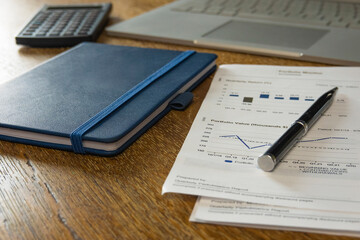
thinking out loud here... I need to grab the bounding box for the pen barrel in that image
[258,87,337,172]
[299,88,336,128]
[299,98,332,129]
[258,123,305,171]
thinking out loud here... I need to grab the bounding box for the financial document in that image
[190,197,360,237]
[163,65,360,213]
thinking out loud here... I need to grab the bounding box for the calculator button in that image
[16,3,112,47]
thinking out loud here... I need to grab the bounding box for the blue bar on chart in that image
[224,160,233,163]
[305,98,315,101]
[274,96,284,100]
[290,96,300,100]
[230,94,239,97]
[260,93,270,99]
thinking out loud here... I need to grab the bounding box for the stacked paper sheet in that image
[163,65,360,237]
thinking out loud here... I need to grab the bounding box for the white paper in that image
[190,197,360,237]
[163,65,360,213]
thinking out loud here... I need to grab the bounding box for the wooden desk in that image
[0,0,356,239]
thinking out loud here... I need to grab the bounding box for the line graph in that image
[220,135,271,149]
[299,137,348,143]
[202,133,356,169]
[220,135,348,150]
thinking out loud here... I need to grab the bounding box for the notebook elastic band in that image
[70,50,196,154]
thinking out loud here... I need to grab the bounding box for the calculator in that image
[15,3,112,47]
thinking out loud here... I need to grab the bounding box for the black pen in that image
[257,87,338,172]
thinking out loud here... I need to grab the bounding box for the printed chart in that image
[192,70,359,175]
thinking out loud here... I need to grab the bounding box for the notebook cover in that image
[0,42,217,155]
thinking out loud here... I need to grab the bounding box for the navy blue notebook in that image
[0,42,217,156]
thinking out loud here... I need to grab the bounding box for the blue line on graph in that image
[220,135,347,149]
[260,94,269,99]
[298,137,347,143]
[290,97,299,100]
[220,135,271,149]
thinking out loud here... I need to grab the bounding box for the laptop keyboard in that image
[172,0,360,29]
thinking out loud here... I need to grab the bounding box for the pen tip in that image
[330,87,338,93]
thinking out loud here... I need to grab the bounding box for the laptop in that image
[106,0,360,66]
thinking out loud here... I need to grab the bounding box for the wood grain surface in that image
[0,0,357,239]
